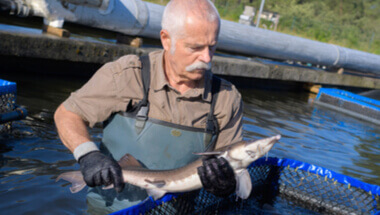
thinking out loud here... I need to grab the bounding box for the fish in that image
[56,135,280,200]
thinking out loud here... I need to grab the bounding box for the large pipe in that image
[218,20,380,75]
[0,0,13,14]
[0,0,32,16]
[10,0,380,74]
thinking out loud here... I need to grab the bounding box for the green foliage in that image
[144,0,380,54]
[146,0,169,5]
[215,2,244,21]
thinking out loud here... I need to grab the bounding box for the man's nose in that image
[199,47,212,63]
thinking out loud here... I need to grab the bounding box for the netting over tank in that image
[112,157,380,215]
[0,79,17,133]
[315,88,380,125]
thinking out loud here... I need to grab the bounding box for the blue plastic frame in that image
[253,157,380,196]
[0,79,17,95]
[316,88,380,111]
[111,157,380,215]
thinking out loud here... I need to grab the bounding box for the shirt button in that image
[176,98,181,102]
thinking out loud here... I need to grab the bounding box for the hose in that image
[0,106,28,124]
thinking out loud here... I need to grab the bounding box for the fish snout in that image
[261,135,281,153]
[245,135,281,158]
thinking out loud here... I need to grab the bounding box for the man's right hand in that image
[78,151,124,193]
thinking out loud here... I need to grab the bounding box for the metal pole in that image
[256,0,265,28]
[368,32,375,51]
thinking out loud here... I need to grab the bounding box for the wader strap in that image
[135,55,151,133]
[204,75,222,151]
[135,56,221,143]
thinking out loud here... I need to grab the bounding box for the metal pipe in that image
[18,0,380,75]
[0,0,32,16]
[218,20,380,74]
[0,0,13,15]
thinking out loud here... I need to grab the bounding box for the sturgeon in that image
[56,135,280,200]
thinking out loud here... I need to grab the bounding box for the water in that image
[0,74,379,214]
[241,89,380,185]
[0,21,379,214]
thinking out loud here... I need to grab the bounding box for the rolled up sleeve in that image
[63,55,141,127]
[214,84,243,149]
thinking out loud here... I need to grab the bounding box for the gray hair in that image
[161,0,220,53]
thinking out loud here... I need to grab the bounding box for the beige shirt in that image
[63,50,243,149]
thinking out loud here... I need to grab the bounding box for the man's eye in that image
[191,46,203,51]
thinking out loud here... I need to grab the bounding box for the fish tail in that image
[56,171,87,193]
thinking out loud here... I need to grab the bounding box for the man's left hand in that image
[197,156,236,197]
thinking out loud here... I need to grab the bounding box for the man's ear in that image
[160,29,171,52]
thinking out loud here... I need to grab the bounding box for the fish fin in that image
[193,151,223,156]
[144,179,166,188]
[118,153,144,168]
[235,169,252,199]
[56,171,87,193]
[147,188,167,200]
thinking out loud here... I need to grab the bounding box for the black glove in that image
[78,151,124,193]
[197,156,236,197]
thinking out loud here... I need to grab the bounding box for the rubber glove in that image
[78,151,124,193]
[197,156,236,197]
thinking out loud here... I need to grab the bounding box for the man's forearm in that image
[54,104,124,192]
[54,104,92,153]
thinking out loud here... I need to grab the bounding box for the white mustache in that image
[185,62,211,72]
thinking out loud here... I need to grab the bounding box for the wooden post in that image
[42,25,70,38]
[304,83,321,101]
[116,34,143,48]
[274,15,280,31]
[304,83,322,94]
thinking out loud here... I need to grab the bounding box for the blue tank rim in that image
[316,88,380,110]
[0,79,17,94]
[111,156,380,215]
[252,157,380,196]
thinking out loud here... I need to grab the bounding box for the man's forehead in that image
[180,32,218,45]
[185,13,220,26]
[184,17,219,33]
[178,23,219,45]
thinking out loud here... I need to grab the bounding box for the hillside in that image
[145,0,380,55]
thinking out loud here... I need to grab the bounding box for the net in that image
[315,88,380,125]
[112,157,380,215]
[0,79,17,133]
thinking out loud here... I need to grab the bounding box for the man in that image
[54,0,243,213]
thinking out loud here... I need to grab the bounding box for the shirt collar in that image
[151,50,213,103]
[151,50,168,92]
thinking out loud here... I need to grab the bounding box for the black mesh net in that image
[0,91,15,133]
[278,165,379,214]
[141,163,379,215]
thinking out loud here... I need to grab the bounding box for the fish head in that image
[229,135,280,168]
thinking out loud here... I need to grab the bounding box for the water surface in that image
[0,74,379,214]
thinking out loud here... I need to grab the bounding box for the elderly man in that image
[54,0,243,212]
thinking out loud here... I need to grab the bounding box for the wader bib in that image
[87,56,221,213]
